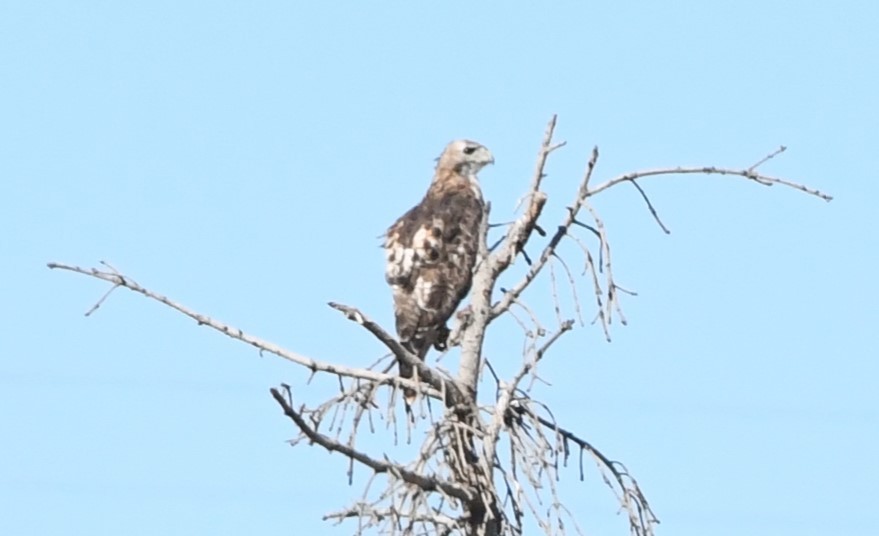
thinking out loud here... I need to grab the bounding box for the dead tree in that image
[49,116,831,536]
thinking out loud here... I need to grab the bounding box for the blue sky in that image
[1,2,876,535]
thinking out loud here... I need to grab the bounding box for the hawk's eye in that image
[463,146,477,155]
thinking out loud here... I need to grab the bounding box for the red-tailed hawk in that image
[384,140,494,405]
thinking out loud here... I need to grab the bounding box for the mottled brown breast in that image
[384,170,484,351]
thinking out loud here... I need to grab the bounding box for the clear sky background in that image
[1,2,875,535]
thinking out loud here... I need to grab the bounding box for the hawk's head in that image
[437,140,495,176]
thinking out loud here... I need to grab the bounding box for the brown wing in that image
[384,177,484,390]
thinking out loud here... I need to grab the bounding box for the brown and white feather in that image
[384,140,493,404]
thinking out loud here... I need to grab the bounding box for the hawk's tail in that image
[398,325,450,410]
[399,337,430,410]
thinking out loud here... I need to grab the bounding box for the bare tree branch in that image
[527,406,658,536]
[327,301,467,407]
[489,115,564,278]
[587,162,832,201]
[47,262,417,389]
[457,201,494,407]
[491,146,600,321]
[270,387,473,503]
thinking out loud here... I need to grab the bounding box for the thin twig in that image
[628,179,671,235]
[748,145,786,171]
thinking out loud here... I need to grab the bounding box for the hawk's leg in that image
[432,324,451,351]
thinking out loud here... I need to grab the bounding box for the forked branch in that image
[587,159,833,201]
[270,387,473,503]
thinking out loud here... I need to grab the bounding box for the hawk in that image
[384,139,494,406]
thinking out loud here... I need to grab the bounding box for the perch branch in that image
[328,301,466,407]
[47,262,416,388]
